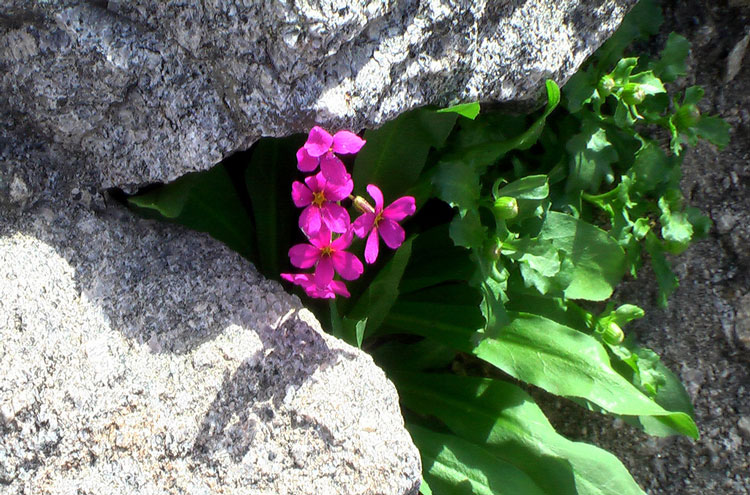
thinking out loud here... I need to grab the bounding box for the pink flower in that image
[280,273,351,299]
[292,172,353,235]
[288,227,364,288]
[296,126,365,184]
[352,185,416,264]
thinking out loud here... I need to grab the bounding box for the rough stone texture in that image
[0,194,421,495]
[0,0,636,190]
[539,1,750,494]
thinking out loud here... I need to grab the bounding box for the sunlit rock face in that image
[0,0,635,189]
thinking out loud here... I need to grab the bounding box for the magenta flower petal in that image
[364,227,380,264]
[314,256,335,287]
[332,251,364,280]
[320,203,351,233]
[304,126,333,157]
[378,218,406,249]
[330,229,354,250]
[289,244,319,269]
[323,175,354,201]
[331,130,366,154]
[366,184,384,211]
[304,172,326,192]
[383,196,416,221]
[307,226,331,249]
[292,181,313,207]
[352,212,375,239]
[299,205,322,236]
[329,280,351,298]
[320,154,349,184]
[296,147,319,172]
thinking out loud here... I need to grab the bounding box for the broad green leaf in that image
[473,313,697,437]
[409,423,549,495]
[353,108,458,200]
[395,372,647,495]
[438,102,481,120]
[128,165,255,259]
[566,121,618,193]
[649,33,690,83]
[245,136,302,277]
[494,175,549,200]
[503,239,561,295]
[539,212,626,300]
[399,225,475,294]
[695,115,731,149]
[630,141,671,193]
[440,81,560,171]
[682,86,704,106]
[372,337,456,372]
[344,237,414,340]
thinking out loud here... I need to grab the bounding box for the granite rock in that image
[0,0,636,190]
[0,196,421,495]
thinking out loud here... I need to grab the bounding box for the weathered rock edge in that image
[0,0,636,190]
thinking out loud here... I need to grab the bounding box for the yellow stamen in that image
[312,191,326,207]
[320,246,333,257]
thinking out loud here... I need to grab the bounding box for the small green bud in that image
[621,86,646,105]
[601,321,624,345]
[598,75,615,96]
[493,196,519,220]
[674,103,701,129]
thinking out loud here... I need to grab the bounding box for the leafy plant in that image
[126,1,729,493]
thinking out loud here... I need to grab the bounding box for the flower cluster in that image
[281,126,416,299]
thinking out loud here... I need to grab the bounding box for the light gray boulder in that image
[0,194,421,495]
[0,0,636,189]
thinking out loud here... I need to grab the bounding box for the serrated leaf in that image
[539,212,626,300]
[649,33,690,83]
[438,102,481,120]
[596,0,662,70]
[503,239,561,295]
[644,232,678,307]
[564,68,597,113]
[682,86,704,106]
[395,372,648,495]
[449,210,486,249]
[695,115,731,149]
[629,71,666,95]
[631,141,671,193]
[566,122,618,193]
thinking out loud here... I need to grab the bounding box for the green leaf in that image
[438,102,481,120]
[630,141,671,193]
[563,68,597,113]
[128,165,255,259]
[353,108,458,200]
[649,33,690,83]
[245,136,302,276]
[596,0,662,70]
[682,86,704,106]
[694,115,731,149]
[433,160,481,213]
[343,237,414,340]
[449,210,486,249]
[372,338,456,372]
[659,196,694,253]
[503,239,561,295]
[566,122,618,193]
[409,423,550,495]
[539,212,626,301]
[629,71,666,95]
[473,313,697,437]
[644,232,678,307]
[494,175,549,200]
[394,372,647,495]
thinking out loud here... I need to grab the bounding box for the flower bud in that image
[601,321,624,345]
[598,75,615,96]
[674,104,701,129]
[493,197,519,220]
[621,85,646,106]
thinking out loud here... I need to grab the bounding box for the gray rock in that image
[0,198,421,495]
[0,0,636,190]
